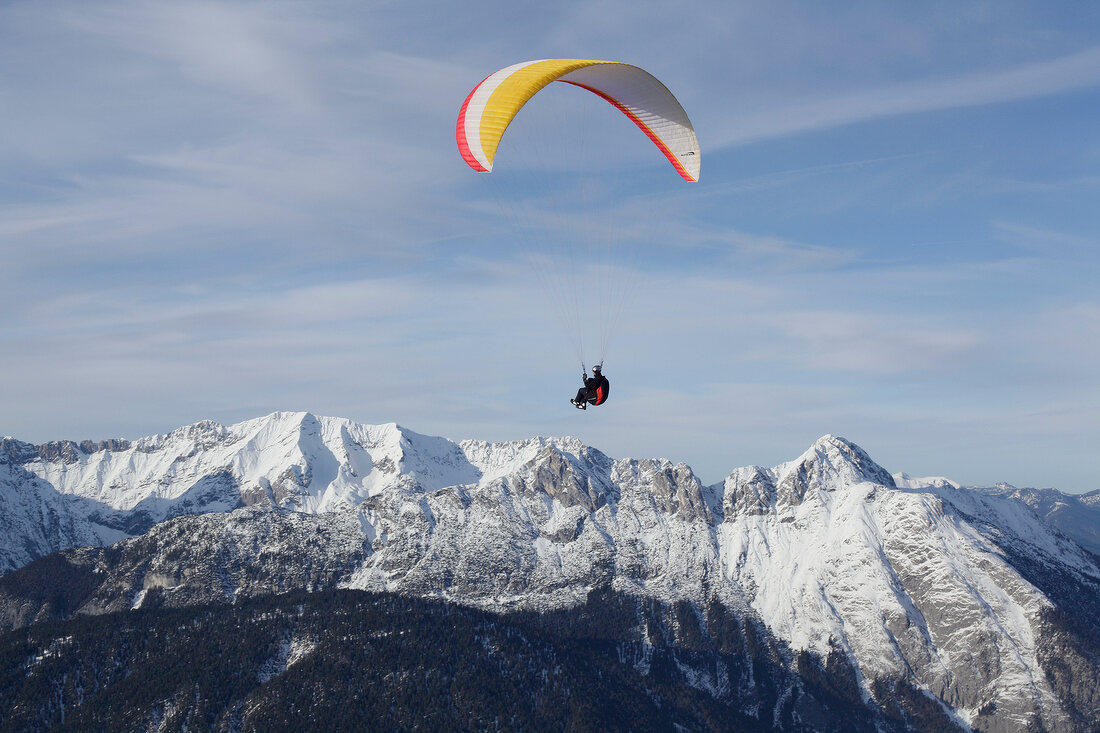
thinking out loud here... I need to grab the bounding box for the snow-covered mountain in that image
[2,412,1098,732]
[894,473,1100,557]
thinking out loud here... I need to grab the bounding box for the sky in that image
[2,1,1098,492]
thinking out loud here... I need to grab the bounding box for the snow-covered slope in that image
[723,438,1098,732]
[13,413,474,516]
[0,448,126,573]
[2,414,1099,732]
[895,474,1100,557]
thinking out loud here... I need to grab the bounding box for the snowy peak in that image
[0,438,39,465]
[456,435,624,512]
[722,465,776,517]
[1,436,133,465]
[8,413,623,525]
[893,471,1100,557]
[722,435,896,517]
[616,457,717,524]
[198,411,491,506]
[512,443,607,512]
[777,434,896,495]
[387,422,482,493]
[893,472,961,490]
[12,412,416,519]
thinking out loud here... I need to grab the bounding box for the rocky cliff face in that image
[0,442,127,573]
[1,413,1098,731]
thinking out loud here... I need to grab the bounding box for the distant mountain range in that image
[2,412,1098,731]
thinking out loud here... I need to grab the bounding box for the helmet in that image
[592,364,602,372]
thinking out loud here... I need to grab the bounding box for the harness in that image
[592,376,610,405]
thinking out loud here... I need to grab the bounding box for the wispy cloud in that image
[1013,302,1100,381]
[753,310,985,375]
[714,47,1100,148]
[703,228,860,273]
[991,220,1098,255]
[63,1,332,112]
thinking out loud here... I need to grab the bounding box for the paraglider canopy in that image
[456,59,700,181]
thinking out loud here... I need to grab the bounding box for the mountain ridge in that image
[2,412,1099,731]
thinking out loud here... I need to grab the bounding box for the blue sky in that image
[2,1,1098,491]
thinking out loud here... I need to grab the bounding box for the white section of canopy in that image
[460,60,544,172]
[558,64,700,181]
